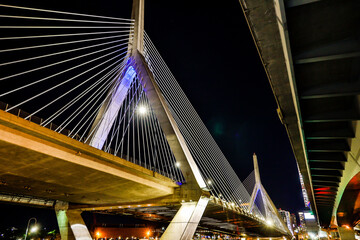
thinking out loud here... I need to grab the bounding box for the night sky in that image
[0,0,304,230]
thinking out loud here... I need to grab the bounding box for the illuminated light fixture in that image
[207,180,212,185]
[175,162,180,167]
[343,225,351,230]
[96,232,100,237]
[30,226,38,233]
[138,106,147,115]
[147,230,151,236]
[266,220,273,226]
[308,233,316,239]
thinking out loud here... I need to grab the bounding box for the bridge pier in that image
[160,196,209,240]
[338,227,356,240]
[55,201,92,240]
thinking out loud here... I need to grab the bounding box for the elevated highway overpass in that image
[238,0,360,237]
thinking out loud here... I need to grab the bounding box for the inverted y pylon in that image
[250,153,292,236]
[87,1,208,238]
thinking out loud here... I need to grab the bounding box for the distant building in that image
[298,211,306,230]
[302,210,319,234]
[278,209,294,234]
[290,213,297,229]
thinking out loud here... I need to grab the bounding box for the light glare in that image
[30,226,38,233]
[138,106,147,115]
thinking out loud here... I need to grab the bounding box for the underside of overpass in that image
[239,0,360,227]
[0,109,178,204]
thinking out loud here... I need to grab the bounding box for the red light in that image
[315,191,336,195]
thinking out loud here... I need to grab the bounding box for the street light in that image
[24,217,37,240]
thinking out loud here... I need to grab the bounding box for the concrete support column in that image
[338,227,356,240]
[56,201,75,240]
[55,201,92,240]
[161,196,209,240]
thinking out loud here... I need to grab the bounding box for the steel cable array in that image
[0,4,184,183]
[143,31,262,214]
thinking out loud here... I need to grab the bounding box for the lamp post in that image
[24,217,37,240]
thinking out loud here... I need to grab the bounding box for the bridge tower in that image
[59,1,210,240]
[249,153,292,236]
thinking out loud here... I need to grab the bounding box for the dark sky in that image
[0,0,304,230]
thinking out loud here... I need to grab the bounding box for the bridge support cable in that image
[44,58,128,130]
[0,4,186,182]
[85,71,185,182]
[143,31,253,211]
[0,3,134,126]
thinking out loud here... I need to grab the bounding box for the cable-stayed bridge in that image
[0,1,291,239]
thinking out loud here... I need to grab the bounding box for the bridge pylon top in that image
[253,153,261,185]
[131,0,144,55]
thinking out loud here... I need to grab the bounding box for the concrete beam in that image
[305,123,355,139]
[309,161,345,171]
[306,139,350,152]
[285,0,321,8]
[313,183,339,189]
[303,110,360,123]
[294,39,360,64]
[308,152,347,162]
[311,169,342,177]
[300,81,360,99]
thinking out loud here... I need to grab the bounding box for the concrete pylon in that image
[249,153,261,213]
[161,196,209,240]
[87,1,209,237]
[87,0,144,149]
[338,226,356,240]
[132,49,209,239]
[55,201,92,240]
[249,154,292,236]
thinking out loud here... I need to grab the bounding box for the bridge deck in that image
[82,200,285,237]
[0,109,177,205]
